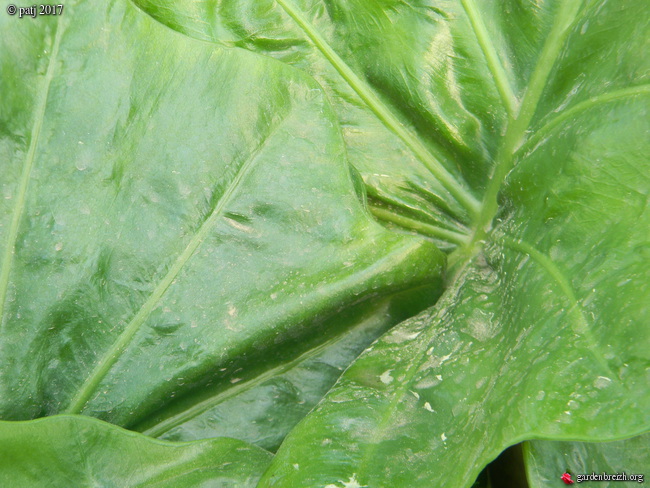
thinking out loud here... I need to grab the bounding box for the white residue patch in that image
[593,376,612,389]
[341,475,365,488]
[230,377,242,384]
[379,369,394,385]
[414,373,443,390]
[441,433,447,441]
[293,464,300,470]
[464,308,496,341]
[424,402,435,412]
[324,475,366,488]
[227,304,237,317]
[385,329,421,344]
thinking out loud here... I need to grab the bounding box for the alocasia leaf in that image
[182,1,650,487]
[525,434,650,487]
[0,415,272,487]
[0,0,443,451]
[2,0,649,486]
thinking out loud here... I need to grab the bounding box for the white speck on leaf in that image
[424,402,434,412]
[594,376,612,389]
[341,474,365,488]
[385,329,421,344]
[379,370,393,384]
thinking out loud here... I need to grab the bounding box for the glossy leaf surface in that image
[249,1,650,486]
[1,0,648,486]
[135,291,434,450]
[525,434,650,487]
[134,0,508,250]
[0,0,443,437]
[0,415,272,487]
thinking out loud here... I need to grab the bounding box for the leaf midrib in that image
[464,1,585,252]
[0,18,64,327]
[350,4,593,482]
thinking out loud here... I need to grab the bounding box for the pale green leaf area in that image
[0,415,273,487]
[0,0,445,480]
[525,433,650,487]
[1,0,649,486]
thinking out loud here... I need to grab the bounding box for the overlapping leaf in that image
[2,0,648,486]
[0,0,443,449]
[136,1,650,486]
[0,415,272,487]
[134,0,514,250]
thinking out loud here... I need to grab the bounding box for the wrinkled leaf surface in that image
[247,1,650,486]
[0,0,443,438]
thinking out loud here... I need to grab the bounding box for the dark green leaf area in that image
[525,434,650,488]
[139,287,438,451]
[0,415,272,487]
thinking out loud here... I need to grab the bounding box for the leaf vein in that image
[459,0,518,116]
[274,0,480,216]
[497,235,616,378]
[518,85,650,157]
[64,113,292,414]
[0,18,64,327]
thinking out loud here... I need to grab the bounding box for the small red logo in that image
[561,472,574,484]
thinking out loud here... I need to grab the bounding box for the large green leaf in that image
[525,434,650,487]
[241,2,648,487]
[0,415,272,487]
[0,0,443,441]
[2,0,648,486]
